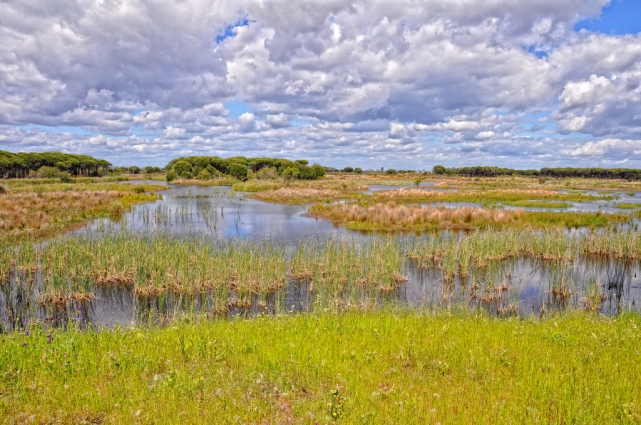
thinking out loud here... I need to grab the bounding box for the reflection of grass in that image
[503,200,570,208]
[309,202,628,232]
[616,203,641,209]
[2,312,640,423]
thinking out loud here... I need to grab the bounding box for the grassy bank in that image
[0,182,166,241]
[309,202,630,232]
[1,312,639,424]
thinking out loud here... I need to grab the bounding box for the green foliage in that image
[386,169,397,175]
[295,159,309,165]
[342,166,354,172]
[433,165,446,175]
[0,150,111,178]
[128,166,141,174]
[256,167,279,180]
[196,169,212,180]
[312,163,326,178]
[354,167,363,174]
[227,163,248,180]
[180,171,193,179]
[281,166,300,182]
[173,161,193,176]
[166,170,177,182]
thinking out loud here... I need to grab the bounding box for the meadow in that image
[1,312,640,424]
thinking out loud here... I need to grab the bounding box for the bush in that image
[256,167,279,180]
[59,172,74,183]
[281,166,300,182]
[129,166,140,174]
[37,166,62,179]
[342,167,354,173]
[386,169,397,175]
[227,163,248,180]
[433,165,446,175]
[312,163,325,178]
[354,168,363,174]
[0,185,6,194]
[166,170,177,182]
[295,159,309,165]
[298,165,318,180]
[174,161,193,176]
[180,171,193,179]
[197,169,212,180]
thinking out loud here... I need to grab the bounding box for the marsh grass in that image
[0,183,166,241]
[309,202,629,232]
[502,200,571,208]
[616,202,641,209]
[1,311,640,424]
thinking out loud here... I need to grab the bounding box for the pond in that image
[1,181,641,331]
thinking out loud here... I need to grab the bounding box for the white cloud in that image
[1,0,641,168]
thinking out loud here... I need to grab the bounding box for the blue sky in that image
[1,0,640,168]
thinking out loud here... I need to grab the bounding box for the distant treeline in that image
[433,165,641,180]
[166,156,326,181]
[0,150,111,178]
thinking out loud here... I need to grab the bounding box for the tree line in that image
[165,156,326,181]
[432,165,641,180]
[0,150,112,178]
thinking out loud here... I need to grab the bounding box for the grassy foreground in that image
[2,312,640,424]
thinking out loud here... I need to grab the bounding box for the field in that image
[1,312,640,424]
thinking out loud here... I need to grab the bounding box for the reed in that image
[308,202,628,232]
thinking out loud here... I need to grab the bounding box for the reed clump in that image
[254,187,362,204]
[310,202,521,231]
[375,188,610,204]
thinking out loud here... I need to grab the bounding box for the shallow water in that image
[2,181,641,331]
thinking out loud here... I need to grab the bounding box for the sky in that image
[0,0,640,169]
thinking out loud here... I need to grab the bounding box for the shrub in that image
[37,166,62,178]
[180,171,193,179]
[59,172,73,183]
[433,165,446,175]
[174,160,193,176]
[386,169,397,175]
[256,167,279,180]
[197,169,212,180]
[0,185,6,194]
[166,170,177,182]
[129,166,141,174]
[342,167,354,173]
[227,163,248,180]
[298,165,318,180]
[312,163,325,178]
[281,166,300,182]
[354,168,363,174]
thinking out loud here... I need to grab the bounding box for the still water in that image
[2,181,640,331]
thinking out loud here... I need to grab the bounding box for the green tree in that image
[433,165,446,175]
[174,161,193,176]
[227,163,248,180]
[166,170,177,182]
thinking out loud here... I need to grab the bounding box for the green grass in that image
[1,311,640,424]
[616,203,641,209]
[232,180,283,192]
[503,200,570,208]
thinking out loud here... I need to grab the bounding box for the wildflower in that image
[22,342,27,347]
[47,334,53,344]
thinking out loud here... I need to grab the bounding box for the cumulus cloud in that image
[0,0,640,168]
